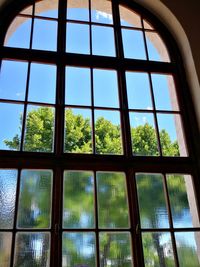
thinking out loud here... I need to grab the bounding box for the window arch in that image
[0,1,200,267]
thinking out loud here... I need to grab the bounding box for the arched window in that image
[0,0,199,266]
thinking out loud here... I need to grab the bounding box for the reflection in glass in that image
[67,0,89,21]
[35,0,58,18]
[63,171,94,228]
[119,5,142,28]
[17,170,52,229]
[0,232,12,267]
[136,173,169,228]
[62,232,96,267]
[14,232,50,267]
[91,0,113,24]
[0,170,17,229]
[97,172,129,228]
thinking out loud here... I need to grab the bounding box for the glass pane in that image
[17,170,52,229]
[129,112,159,156]
[63,171,94,228]
[95,110,122,155]
[97,172,129,228]
[66,22,90,54]
[28,63,56,104]
[67,0,89,21]
[91,0,113,24]
[4,16,31,48]
[93,69,119,108]
[65,108,92,153]
[99,232,132,267]
[126,72,152,110]
[0,103,23,151]
[92,26,115,57]
[0,170,17,229]
[32,19,57,51]
[0,60,28,101]
[142,232,175,267]
[157,113,187,157]
[119,5,142,28]
[14,232,50,267]
[146,32,170,62]
[175,232,200,267]
[136,173,169,228]
[20,5,33,15]
[167,174,200,228]
[35,0,58,18]
[151,74,179,111]
[122,29,146,59]
[23,106,55,152]
[62,232,96,267]
[65,67,91,106]
[143,20,154,30]
[0,232,12,267]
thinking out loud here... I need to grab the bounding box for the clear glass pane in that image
[20,5,33,15]
[0,103,23,151]
[0,232,12,267]
[0,60,28,101]
[142,232,175,267]
[67,0,89,21]
[35,0,58,18]
[175,232,200,267]
[151,74,179,111]
[14,232,50,267]
[129,112,159,156]
[65,67,91,106]
[32,19,57,51]
[65,108,92,153]
[95,110,122,155]
[91,0,113,24]
[167,174,200,228]
[93,69,119,108]
[97,172,129,228]
[136,173,169,228]
[157,113,187,157]
[99,232,132,267]
[92,26,116,57]
[119,5,142,28]
[63,171,94,228]
[62,232,96,267]
[28,63,56,104]
[4,17,31,48]
[0,170,17,229]
[66,23,90,54]
[126,72,152,110]
[146,32,170,62]
[23,106,55,152]
[17,170,52,229]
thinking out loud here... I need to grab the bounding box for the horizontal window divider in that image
[128,108,181,114]
[62,229,131,232]
[65,104,120,111]
[18,14,58,22]
[66,19,113,28]
[141,228,200,232]
[0,99,56,106]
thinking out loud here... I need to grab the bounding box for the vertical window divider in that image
[94,171,100,267]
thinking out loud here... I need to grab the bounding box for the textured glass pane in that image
[62,232,96,267]
[167,174,200,228]
[136,173,169,228]
[92,26,115,57]
[4,17,31,48]
[0,232,12,267]
[97,172,129,228]
[91,0,113,24]
[66,23,90,54]
[119,5,142,28]
[126,72,152,110]
[129,112,159,156]
[67,0,89,21]
[23,105,55,152]
[35,0,58,18]
[32,19,57,51]
[122,29,146,59]
[63,171,94,228]
[0,60,28,101]
[95,110,122,155]
[28,63,56,104]
[99,232,132,267]
[17,170,52,228]
[0,170,17,229]
[65,108,92,153]
[175,232,200,267]
[142,232,175,267]
[0,103,23,151]
[93,69,119,108]
[14,232,50,267]
[65,67,91,106]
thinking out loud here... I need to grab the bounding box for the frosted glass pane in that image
[0,232,12,267]
[35,0,58,18]
[67,0,89,21]
[119,5,142,28]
